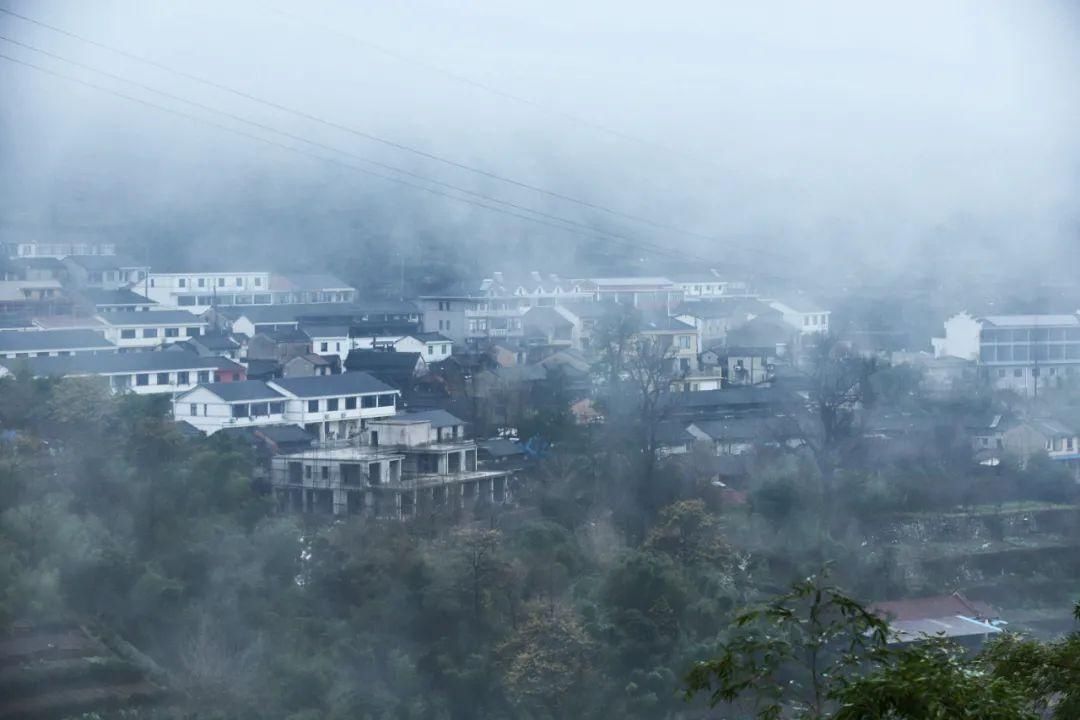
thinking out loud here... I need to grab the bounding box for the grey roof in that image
[270,371,396,398]
[301,323,350,338]
[0,350,238,376]
[477,438,524,458]
[222,303,368,323]
[191,333,240,351]
[0,329,114,352]
[344,350,423,372]
[674,298,777,319]
[640,315,696,332]
[724,317,794,349]
[196,380,284,402]
[411,332,453,343]
[398,409,465,428]
[98,310,205,326]
[79,288,156,306]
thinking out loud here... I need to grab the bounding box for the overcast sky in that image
[1,0,1078,283]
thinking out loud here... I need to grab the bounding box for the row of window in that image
[169,276,265,290]
[226,401,285,418]
[981,344,1080,363]
[121,369,214,388]
[437,319,453,332]
[427,343,451,356]
[995,366,1077,379]
[802,314,828,327]
[982,328,1080,343]
[304,394,396,413]
[118,327,201,340]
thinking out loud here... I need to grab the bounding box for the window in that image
[197,370,210,383]
[217,278,225,287]
[804,317,810,326]
[235,277,243,287]
[156,372,170,385]
[150,278,155,287]
[362,395,376,408]
[1013,368,1023,378]
[327,398,339,411]
[678,335,690,349]
[345,396,357,410]
[177,371,189,385]
[189,403,198,416]
[321,466,329,480]
[121,329,136,339]
[165,327,179,338]
[254,277,262,287]
[232,404,249,418]
[320,342,328,352]
[378,394,394,407]
[186,327,199,337]
[269,401,284,414]
[178,296,197,307]
[250,402,269,416]
[442,344,449,355]
[198,277,205,287]
[428,345,434,356]
[142,328,158,338]
[996,368,1006,379]
[305,465,312,479]
[336,342,341,351]
[135,373,149,386]
[308,399,319,412]
[178,278,186,288]
[445,320,451,332]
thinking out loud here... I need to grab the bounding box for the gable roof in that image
[97,310,205,326]
[192,380,284,402]
[78,288,156,307]
[270,371,396,398]
[253,327,311,343]
[410,332,453,343]
[397,409,464,428]
[344,349,424,372]
[0,350,238,377]
[0,328,114,353]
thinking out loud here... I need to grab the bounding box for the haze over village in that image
[2,1,1080,718]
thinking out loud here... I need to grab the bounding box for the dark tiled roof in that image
[254,327,311,343]
[0,350,236,376]
[397,409,464,428]
[344,350,423,372]
[410,332,452,343]
[300,323,350,338]
[98,310,205,326]
[191,333,240,351]
[271,371,396,398]
[724,317,795,349]
[0,328,113,352]
[640,315,696,332]
[196,380,284,402]
[223,303,368,323]
[671,386,794,409]
[79,288,156,306]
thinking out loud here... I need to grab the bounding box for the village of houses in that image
[3,236,1080,641]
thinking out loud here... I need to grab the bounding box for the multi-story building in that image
[141,271,273,311]
[638,315,700,374]
[270,410,513,518]
[174,371,399,439]
[933,311,1080,396]
[97,311,207,350]
[0,350,244,394]
[4,238,116,259]
[0,280,72,317]
[140,270,358,312]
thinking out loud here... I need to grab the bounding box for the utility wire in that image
[0,32,696,261]
[264,4,724,171]
[0,5,786,266]
[0,50,710,266]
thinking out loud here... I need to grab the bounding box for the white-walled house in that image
[351,332,453,360]
[178,381,289,434]
[765,297,830,334]
[303,324,351,362]
[142,271,273,311]
[0,328,116,359]
[0,351,244,395]
[174,371,399,438]
[97,311,207,349]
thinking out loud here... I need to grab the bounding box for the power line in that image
[0,50,707,266]
[264,4,723,170]
[0,32,697,261]
[0,5,786,267]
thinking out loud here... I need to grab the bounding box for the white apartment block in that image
[97,311,207,349]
